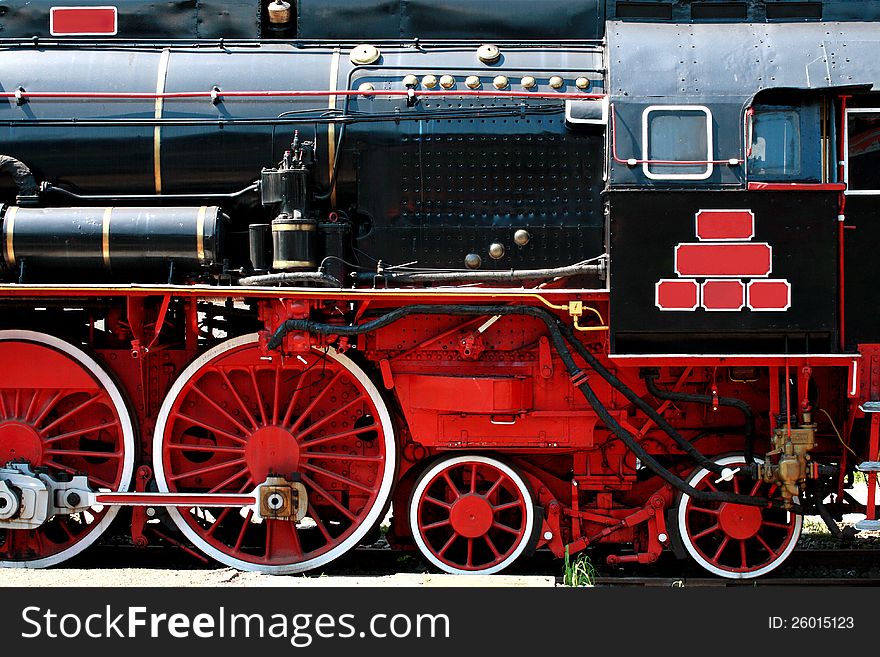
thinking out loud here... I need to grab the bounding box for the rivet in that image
[576,76,591,90]
[403,74,419,88]
[514,229,530,246]
[440,74,456,89]
[493,75,509,90]
[358,82,375,95]
[477,44,501,64]
[465,75,481,89]
[465,253,482,269]
[521,76,537,90]
[350,44,381,65]
[422,74,438,89]
[549,76,565,89]
[488,243,505,260]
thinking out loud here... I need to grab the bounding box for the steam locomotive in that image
[0,0,879,579]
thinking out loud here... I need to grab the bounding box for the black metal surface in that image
[2,205,222,275]
[609,191,838,354]
[844,195,880,348]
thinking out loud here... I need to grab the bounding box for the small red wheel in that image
[675,455,801,579]
[409,455,535,574]
[153,334,395,573]
[0,331,135,567]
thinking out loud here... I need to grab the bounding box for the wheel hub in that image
[244,426,300,481]
[0,421,43,464]
[449,494,494,538]
[717,502,763,540]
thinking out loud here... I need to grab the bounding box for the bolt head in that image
[493,75,509,90]
[575,76,591,90]
[402,74,419,88]
[464,253,482,269]
[422,74,438,89]
[549,76,565,89]
[658,532,669,543]
[465,75,481,89]
[488,242,505,260]
[513,229,530,246]
[440,75,456,89]
[477,44,501,64]
[521,76,537,90]
[543,531,553,540]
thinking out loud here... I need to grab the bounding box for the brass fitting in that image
[757,424,816,508]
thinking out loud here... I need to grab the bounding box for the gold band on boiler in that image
[154,48,171,195]
[102,207,113,267]
[328,48,340,209]
[196,206,207,264]
[272,259,315,269]
[4,206,17,267]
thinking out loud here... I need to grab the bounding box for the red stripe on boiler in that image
[695,210,754,240]
[675,243,771,277]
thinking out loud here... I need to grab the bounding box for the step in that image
[860,402,880,413]
[857,462,880,473]
[855,519,880,531]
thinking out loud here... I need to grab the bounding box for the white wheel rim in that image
[677,455,802,579]
[153,333,396,573]
[409,455,534,575]
[0,330,135,568]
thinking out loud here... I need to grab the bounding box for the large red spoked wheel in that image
[409,455,535,574]
[0,331,135,568]
[153,334,395,573]
[676,455,801,579]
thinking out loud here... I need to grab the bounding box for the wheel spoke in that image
[30,391,63,428]
[421,519,451,531]
[711,536,730,562]
[438,532,458,557]
[754,533,775,555]
[749,479,763,496]
[299,425,379,450]
[492,521,521,535]
[442,472,461,496]
[301,451,383,463]
[271,367,282,426]
[739,539,748,569]
[233,509,254,551]
[248,367,268,426]
[188,384,253,436]
[688,506,719,516]
[288,370,344,434]
[217,368,259,431]
[45,460,114,490]
[300,474,357,522]
[466,538,474,567]
[423,495,452,509]
[300,462,374,493]
[172,413,247,445]
[483,476,504,501]
[470,464,478,493]
[39,394,100,434]
[44,448,123,460]
[492,500,523,513]
[23,390,40,423]
[43,421,121,445]
[168,444,245,455]
[691,524,720,540]
[168,458,247,483]
[484,534,502,560]
[207,470,251,494]
[294,394,367,441]
[307,503,334,543]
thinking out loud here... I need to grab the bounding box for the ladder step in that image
[855,519,880,531]
[861,402,880,413]
[857,462,880,472]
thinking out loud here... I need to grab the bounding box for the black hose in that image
[0,155,38,197]
[353,261,606,285]
[238,271,342,287]
[552,321,725,476]
[643,373,757,467]
[267,304,796,511]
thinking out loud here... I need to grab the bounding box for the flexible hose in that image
[267,304,796,511]
[643,373,756,467]
[238,272,341,287]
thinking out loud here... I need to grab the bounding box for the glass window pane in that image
[646,109,710,177]
[848,113,880,192]
[749,110,801,177]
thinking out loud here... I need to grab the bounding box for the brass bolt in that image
[439,74,456,89]
[576,77,591,90]
[465,75,481,89]
[521,76,537,90]
[549,76,565,89]
[493,75,509,90]
[422,74,438,89]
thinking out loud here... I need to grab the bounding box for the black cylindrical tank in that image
[2,205,223,273]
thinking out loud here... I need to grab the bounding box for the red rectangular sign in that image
[695,210,754,241]
[50,6,118,35]
[675,243,772,277]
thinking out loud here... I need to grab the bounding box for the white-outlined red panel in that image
[655,279,700,311]
[701,279,745,312]
[746,279,791,311]
[695,210,755,241]
[674,242,772,278]
[50,6,118,35]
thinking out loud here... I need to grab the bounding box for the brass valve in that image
[756,424,816,508]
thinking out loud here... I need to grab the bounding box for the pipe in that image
[643,373,757,467]
[41,181,259,203]
[238,272,341,287]
[0,155,38,197]
[354,261,606,285]
[267,304,797,511]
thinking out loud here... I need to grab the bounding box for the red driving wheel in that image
[0,331,135,567]
[154,334,395,573]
